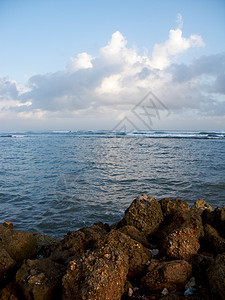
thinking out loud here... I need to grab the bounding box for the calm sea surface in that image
[0,130,224,237]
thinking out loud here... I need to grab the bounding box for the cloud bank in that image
[0,18,224,130]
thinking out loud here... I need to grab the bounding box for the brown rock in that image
[0,283,20,300]
[204,224,225,253]
[50,222,109,264]
[16,258,64,300]
[120,194,163,237]
[191,199,212,212]
[191,253,214,284]
[0,225,38,263]
[0,249,16,284]
[207,253,225,300]
[159,198,190,218]
[212,207,225,238]
[2,222,14,229]
[62,246,129,300]
[142,260,192,291]
[118,225,151,248]
[94,230,151,277]
[163,227,200,260]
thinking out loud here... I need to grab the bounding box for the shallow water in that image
[0,130,224,237]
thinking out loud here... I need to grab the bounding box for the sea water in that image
[0,130,224,237]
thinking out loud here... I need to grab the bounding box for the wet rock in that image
[204,224,225,253]
[191,253,214,284]
[0,249,16,284]
[207,253,225,300]
[0,225,38,263]
[16,258,64,300]
[191,199,212,212]
[50,222,109,264]
[120,194,163,237]
[163,227,200,260]
[118,225,151,248]
[94,229,151,277]
[62,246,129,300]
[142,260,192,291]
[159,198,190,218]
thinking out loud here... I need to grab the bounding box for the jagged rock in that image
[32,233,60,257]
[118,225,151,248]
[163,227,200,260]
[159,198,190,218]
[16,258,64,300]
[0,225,38,263]
[191,199,212,212]
[207,253,225,300]
[62,246,129,300]
[204,224,225,253]
[0,249,16,284]
[119,194,163,237]
[191,253,214,285]
[142,260,192,291]
[94,230,151,277]
[50,222,109,264]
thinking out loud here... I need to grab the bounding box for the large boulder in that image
[119,194,163,237]
[50,222,109,264]
[142,260,192,291]
[163,227,200,260]
[118,225,151,248]
[207,253,225,300]
[94,230,151,277]
[16,258,64,300]
[204,224,225,253]
[0,225,38,263]
[62,246,129,300]
[0,249,16,284]
[159,198,190,218]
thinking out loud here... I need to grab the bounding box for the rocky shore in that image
[0,195,224,300]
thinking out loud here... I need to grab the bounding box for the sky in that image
[0,0,225,131]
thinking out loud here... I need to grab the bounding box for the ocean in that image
[0,130,224,237]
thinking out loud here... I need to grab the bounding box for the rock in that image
[159,198,190,218]
[0,249,16,284]
[62,246,129,300]
[211,207,225,238]
[2,222,14,229]
[155,208,203,248]
[191,199,212,212]
[142,260,192,291]
[0,283,20,300]
[118,225,151,248]
[94,229,151,277]
[32,233,60,257]
[163,227,200,260]
[204,224,225,253]
[0,225,38,263]
[191,253,214,284]
[16,258,64,300]
[50,222,109,264]
[207,253,225,300]
[120,194,163,237]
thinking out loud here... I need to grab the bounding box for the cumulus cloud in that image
[0,16,224,130]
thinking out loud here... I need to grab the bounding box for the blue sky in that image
[0,0,225,131]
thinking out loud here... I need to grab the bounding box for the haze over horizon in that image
[0,0,225,131]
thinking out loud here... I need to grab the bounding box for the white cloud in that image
[1,16,224,130]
